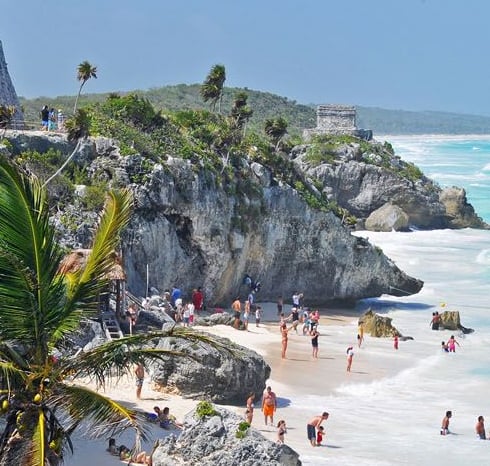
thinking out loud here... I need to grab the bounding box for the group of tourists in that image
[40,105,65,131]
[245,385,329,447]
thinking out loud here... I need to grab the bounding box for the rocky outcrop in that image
[151,406,301,466]
[365,202,410,232]
[0,41,24,125]
[1,133,427,306]
[151,326,270,404]
[359,309,401,338]
[439,187,487,229]
[439,310,474,334]
[291,143,486,230]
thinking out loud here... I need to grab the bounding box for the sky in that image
[2,0,490,115]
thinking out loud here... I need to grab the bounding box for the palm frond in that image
[63,190,132,325]
[31,409,46,466]
[0,158,66,355]
[51,384,147,441]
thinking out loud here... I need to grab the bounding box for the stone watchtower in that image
[303,104,372,141]
[0,40,24,126]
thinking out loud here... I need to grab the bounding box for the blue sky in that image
[2,0,490,115]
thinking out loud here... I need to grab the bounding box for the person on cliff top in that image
[40,105,49,130]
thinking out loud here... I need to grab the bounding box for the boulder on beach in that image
[151,405,301,466]
[150,325,270,404]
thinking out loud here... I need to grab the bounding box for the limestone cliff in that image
[1,133,429,306]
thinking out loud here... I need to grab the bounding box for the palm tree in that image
[200,64,226,113]
[42,109,91,187]
[73,61,97,114]
[230,91,253,136]
[264,117,288,150]
[0,158,232,465]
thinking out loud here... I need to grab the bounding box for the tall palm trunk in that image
[42,139,82,187]
[73,82,85,114]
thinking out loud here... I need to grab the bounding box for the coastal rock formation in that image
[365,202,410,232]
[0,41,24,125]
[291,142,486,230]
[439,187,487,229]
[359,309,401,337]
[151,327,271,404]
[439,310,474,334]
[151,406,301,466]
[1,133,428,306]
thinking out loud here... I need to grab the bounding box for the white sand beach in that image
[66,302,413,466]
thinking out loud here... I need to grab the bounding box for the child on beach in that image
[346,346,354,372]
[393,334,399,350]
[277,420,287,444]
[316,425,325,445]
[255,306,262,327]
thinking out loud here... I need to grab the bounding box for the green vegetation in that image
[195,401,219,419]
[235,421,250,439]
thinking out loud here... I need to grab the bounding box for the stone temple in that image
[303,104,372,141]
[0,40,24,125]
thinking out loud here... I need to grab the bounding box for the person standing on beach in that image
[440,410,452,435]
[394,334,399,350]
[307,412,329,446]
[357,324,364,347]
[262,386,277,426]
[430,311,441,330]
[255,306,262,327]
[232,297,241,329]
[346,346,354,372]
[476,415,487,439]
[277,296,283,316]
[192,287,204,312]
[245,392,255,424]
[280,323,291,359]
[243,301,250,331]
[310,326,319,358]
[134,362,145,399]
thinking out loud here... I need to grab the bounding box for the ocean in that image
[298,135,490,465]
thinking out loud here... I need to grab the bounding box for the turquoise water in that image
[383,135,490,222]
[304,135,490,466]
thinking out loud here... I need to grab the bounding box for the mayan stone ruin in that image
[303,104,372,140]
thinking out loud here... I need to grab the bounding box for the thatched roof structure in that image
[58,249,126,280]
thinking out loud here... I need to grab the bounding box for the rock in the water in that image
[365,202,410,232]
[440,310,474,334]
[359,309,401,337]
[151,328,270,404]
[151,406,301,466]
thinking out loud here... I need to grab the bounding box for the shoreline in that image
[66,303,417,465]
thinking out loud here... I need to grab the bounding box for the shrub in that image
[195,401,218,419]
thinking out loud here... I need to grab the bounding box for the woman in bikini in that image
[280,323,290,359]
[447,335,460,352]
[245,392,255,424]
